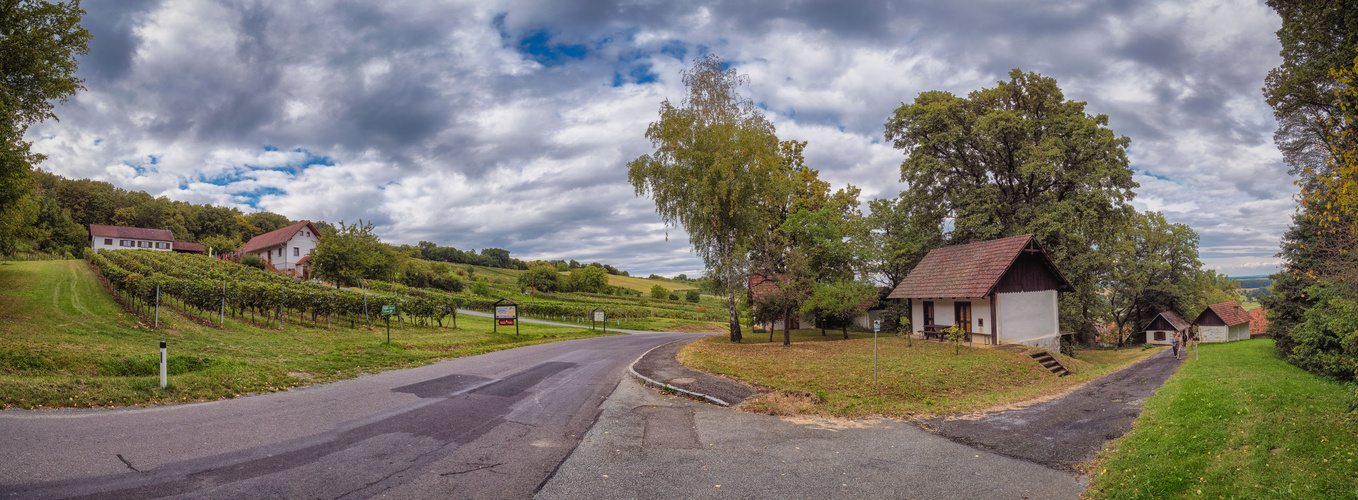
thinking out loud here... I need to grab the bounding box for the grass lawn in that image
[1083,339,1358,499]
[678,329,1163,418]
[0,260,615,409]
[601,273,698,294]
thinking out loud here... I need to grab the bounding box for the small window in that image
[293,247,299,256]
[104,238,113,245]
[1154,331,1165,341]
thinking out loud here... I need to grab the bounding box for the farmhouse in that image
[239,221,321,279]
[887,234,1073,350]
[90,224,176,252]
[1192,301,1252,343]
[1144,310,1190,345]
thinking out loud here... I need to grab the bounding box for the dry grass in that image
[679,330,1162,418]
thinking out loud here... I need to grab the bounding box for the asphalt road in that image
[537,376,1087,500]
[0,332,702,499]
[924,348,1181,470]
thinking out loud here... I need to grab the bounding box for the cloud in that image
[28,0,1288,277]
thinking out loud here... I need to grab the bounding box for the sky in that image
[30,0,1292,278]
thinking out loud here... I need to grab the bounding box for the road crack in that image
[440,462,503,476]
[115,453,142,473]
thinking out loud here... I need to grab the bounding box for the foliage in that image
[798,280,877,340]
[415,240,529,270]
[884,69,1138,342]
[649,284,668,300]
[685,289,700,303]
[519,264,566,293]
[1104,211,1205,346]
[240,254,265,270]
[198,234,241,254]
[943,324,967,355]
[1285,281,1358,381]
[864,196,942,290]
[628,54,783,342]
[471,278,490,296]
[309,220,397,287]
[569,265,609,294]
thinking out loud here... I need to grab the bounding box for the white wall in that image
[91,236,172,252]
[995,290,1059,344]
[909,297,991,337]
[1146,330,1174,345]
[281,231,319,273]
[1200,325,1229,343]
[1230,323,1250,341]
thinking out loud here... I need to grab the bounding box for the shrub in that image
[685,289,700,303]
[241,254,265,269]
[650,284,668,300]
[471,278,491,296]
[668,292,679,301]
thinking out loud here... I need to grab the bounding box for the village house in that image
[1144,310,1190,346]
[90,224,176,252]
[239,221,321,279]
[887,234,1074,350]
[1192,301,1252,342]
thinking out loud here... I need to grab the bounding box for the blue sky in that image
[31,0,1291,278]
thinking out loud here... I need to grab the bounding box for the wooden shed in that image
[886,234,1073,350]
[1192,301,1252,343]
[1144,310,1189,345]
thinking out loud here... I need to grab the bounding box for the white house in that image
[1192,302,1252,343]
[90,225,176,252]
[1144,310,1190,345]
[886,234,1074,350]
[239,221,320,279]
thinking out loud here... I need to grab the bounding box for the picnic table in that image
[919,324,952,341]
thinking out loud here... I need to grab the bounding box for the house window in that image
[293,247,299,256]
[1154,331,1165,341]
[923,301,935,326]
[120,240,130,247]
[104,238,113,245]
[954,302,972,332]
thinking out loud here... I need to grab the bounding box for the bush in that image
[685,289,700,303]
[241,254,265,269]
[471,278,491,296]
[650,284,668,300]
[668,292,679,301]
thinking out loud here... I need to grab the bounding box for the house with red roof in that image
[886,234,1074,350]
[239,221,321,279]
[1192,301,1252,342]
[90,225,204,253]
[1144,310,1190,345]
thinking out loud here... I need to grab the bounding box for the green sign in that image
[381,305,395,315]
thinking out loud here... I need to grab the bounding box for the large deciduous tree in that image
[0,0,89,255]
[884,69,1138,342]
[628,54,782,342]
[310,220,398,287]
[1104,211,1204,346]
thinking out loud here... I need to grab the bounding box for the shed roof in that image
[886,234,1072,299]
[1197,301,1252,327]
[240,221,318,255]
[90,224,174,241]
[172,241,205,253]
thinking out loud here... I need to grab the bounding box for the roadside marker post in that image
[382,305,396,344]
[154,281,161,328]
[873,319,881,385]
[592,308,606,333]
[159,341,167,389]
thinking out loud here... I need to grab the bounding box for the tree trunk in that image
[783,307,791,346]
[726,289,742,342]
[843,322,848,340]
[820,316,826,336]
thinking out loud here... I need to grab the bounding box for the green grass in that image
[1083,340,1358,499]
[0,260,616,409]
[678,329,1162,418]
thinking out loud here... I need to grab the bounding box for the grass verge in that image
[0,260,616,409]
[678,329,1161,418]
[1082,339,1358,499]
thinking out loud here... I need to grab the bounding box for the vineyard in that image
[84,249,726,331]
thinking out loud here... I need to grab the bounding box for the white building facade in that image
[89,225,175,252]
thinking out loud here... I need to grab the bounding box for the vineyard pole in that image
[220,281,226,326]
[154,280,161,328]
[362,286,370,327]
[278,282,285,329]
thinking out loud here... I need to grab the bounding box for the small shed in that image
[1192,302,1252,343]
[886,234,1074,350]
[1144,310,1189,345]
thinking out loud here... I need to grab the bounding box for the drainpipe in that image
[989,293,998,345]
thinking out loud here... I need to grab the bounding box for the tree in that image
[650,284,668,300]
[0,0,90,249]
[1104,211,1204,346]
[628,54,783,342]
[685,289,700,303]
[310,220,397,287]
[570,265,609,294]
[885,69,1138,343]
[864,196,942,290]
[799,280,877,340]
[518,264,564,293]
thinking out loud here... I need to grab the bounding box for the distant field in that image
[602,274,699,294]
[0,260,613,409]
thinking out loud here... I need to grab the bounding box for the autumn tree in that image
[0,0,90,255]
[884,69,1138,342]
[628,54,783,342]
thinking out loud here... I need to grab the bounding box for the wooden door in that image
[954,302,972,332]
[923,301,934,327]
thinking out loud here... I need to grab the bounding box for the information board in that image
[495,306,516,319]
[593,311,605,322]
[382,305,396,315]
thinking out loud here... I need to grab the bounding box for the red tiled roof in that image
[749,274,784,302]
[1203,301,1252,326]
[296,255,311,265]
[887,234,1071,299]
[1249,308,1269,334]
[1151,310,1190,331]
[240,220,318,255]
[172,241,205,252]
[89,224,174,241]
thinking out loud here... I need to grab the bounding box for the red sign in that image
[498,319,515,326]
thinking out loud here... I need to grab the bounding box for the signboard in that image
[495,306,516,319]
[593,311,605,322]
[381,305,396,315]
[498,319,515,326]
[873,319,881,333]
